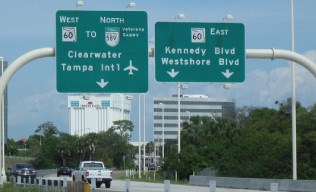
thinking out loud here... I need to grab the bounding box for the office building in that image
[68,94,133,137]
[153,94,235,144]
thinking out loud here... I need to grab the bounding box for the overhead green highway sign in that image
[155,22,245,82]
[56,10,148,93]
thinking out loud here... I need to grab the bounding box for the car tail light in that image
[85,171,89,176]
[110,171,113,177]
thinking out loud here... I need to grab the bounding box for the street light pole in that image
[174,13,186,154]
[0,57,6,183]
[76,0,84,9]
[138,94,141,178]
[290,0,297,180]
[143,94,146,174]
[0,56,3,185]
[121,94,124,120]
[159,103,164,158]
[186,111,191,123]
[177,83,181,154]
[126,2,136,8]
[177,83,188,154]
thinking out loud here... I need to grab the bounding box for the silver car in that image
[7,163,37,181]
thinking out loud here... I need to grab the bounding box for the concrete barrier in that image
[189,176,316,192]
[271,183,278,192]
[209,180,216,192]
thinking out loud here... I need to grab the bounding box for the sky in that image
[1,0,316,142]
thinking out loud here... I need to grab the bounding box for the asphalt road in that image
[49,175,268,192]
[107,180,268,192]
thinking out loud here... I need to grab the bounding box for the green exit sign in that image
[56,10,148,93]
[155,22,245,82]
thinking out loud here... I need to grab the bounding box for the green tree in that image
[110,120,134,140]
[27,122,61,168]
[146,141,155,156]
[33,134,59,169]
[74,136,86,163]
[8,101,316,179]
[35,122,59,137]
[26,135,42,157]
[84,133,98,161]
[95,130,134,169]
[219,128,292,178]
[167,115,238,180]
[57,133,77,166]
[299,131,316,179]
[162,139,179,179]
[243,107,290,133]
[5,139,18,156]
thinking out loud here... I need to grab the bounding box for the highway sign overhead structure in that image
[155,22,245,82]
[56,10,148,93]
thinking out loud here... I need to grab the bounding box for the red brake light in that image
[110,171,113,177]
[85,171,89,176]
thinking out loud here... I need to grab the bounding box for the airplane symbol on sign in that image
[124,60,138,75]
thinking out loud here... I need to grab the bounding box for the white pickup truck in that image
[72,161,113,188]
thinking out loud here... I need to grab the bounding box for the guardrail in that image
[10,178,284,192]
[189,175,316,192]
[8,176,75,192]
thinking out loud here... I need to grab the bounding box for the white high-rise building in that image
[68,94,133,136]
[153,94,235,145]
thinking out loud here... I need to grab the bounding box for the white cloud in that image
[304,50,316,63]
[8,89,68,140]
[200,49,316,108]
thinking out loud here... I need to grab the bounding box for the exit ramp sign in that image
[155,22,245,82]
[56,10,148,93]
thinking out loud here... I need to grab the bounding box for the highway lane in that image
[46,175,269,192]
[108,180,268,192]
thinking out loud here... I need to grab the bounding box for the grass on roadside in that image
[114,170,189,185]
[0,183,37,192]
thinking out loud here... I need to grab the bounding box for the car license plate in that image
[97,178,102,181]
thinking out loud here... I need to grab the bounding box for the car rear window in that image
[83,163,103,168]
[16,164,34,169]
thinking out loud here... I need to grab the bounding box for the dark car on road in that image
[57,167,72,177]
[148,164,156,171]
[7,163,37,181]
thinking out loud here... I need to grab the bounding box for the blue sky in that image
[1,0,316,141]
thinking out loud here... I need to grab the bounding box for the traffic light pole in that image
[246,48,316,180]
[246,48,316,77]
[0,48,54,185]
